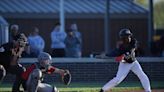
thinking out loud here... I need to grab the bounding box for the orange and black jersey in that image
[22,63,56,80]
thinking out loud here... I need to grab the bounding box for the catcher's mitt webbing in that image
[62,70,71,85]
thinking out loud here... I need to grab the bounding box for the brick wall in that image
[2,58,164,84]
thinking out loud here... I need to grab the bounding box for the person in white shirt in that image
[28,27,45,57]
[51,23,67,57]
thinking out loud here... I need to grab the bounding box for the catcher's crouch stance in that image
[22,52,71,92]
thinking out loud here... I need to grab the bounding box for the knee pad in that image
[31,69,42,80]
[26,69,42,91]
[0,65,6,83]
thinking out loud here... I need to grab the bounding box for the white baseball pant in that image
[102,60,151,92]
[26,69,59,92]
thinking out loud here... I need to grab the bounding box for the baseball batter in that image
[99,29,151,92]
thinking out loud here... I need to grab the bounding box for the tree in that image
[135,0,164,29]
[154,1,164,29]
[135,0,148,7]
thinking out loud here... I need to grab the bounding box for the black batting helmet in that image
[119,29,132,37]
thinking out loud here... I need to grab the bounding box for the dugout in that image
[0,0,148,56]
[0,16,9,46]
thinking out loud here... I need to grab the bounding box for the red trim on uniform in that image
[21,64,36,80]
[47,66,56,74]
[115,54,124,62]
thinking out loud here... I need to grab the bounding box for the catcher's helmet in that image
[38,52,52,68]
[119,29,132,37]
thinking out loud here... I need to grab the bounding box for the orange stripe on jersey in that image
[115,54,124,62]
[21,64,36,80]
[47,66,56,74]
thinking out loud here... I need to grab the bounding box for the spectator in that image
[159,35,164,56]
[65,29,81,58]
[28,27,45,57]
[51,23,66,57]
[70,23,82,57]
[135,42,145,57]
[9,24,20,42]
[150,40,161,56]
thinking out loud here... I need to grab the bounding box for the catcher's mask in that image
[17,33,28,47]
[38,52,52,69]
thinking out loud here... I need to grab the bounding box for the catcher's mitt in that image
[62,70,71,85]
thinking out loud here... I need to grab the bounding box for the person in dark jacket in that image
[0,33,28,92]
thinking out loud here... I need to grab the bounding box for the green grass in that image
[0,81,164,92]
[0,87,142,92]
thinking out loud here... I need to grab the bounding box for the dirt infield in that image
[151,89,164,92]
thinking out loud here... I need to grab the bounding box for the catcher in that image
[21,52,71,92]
